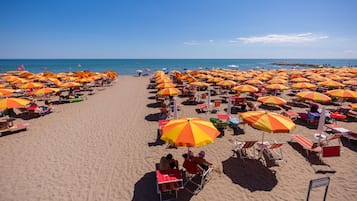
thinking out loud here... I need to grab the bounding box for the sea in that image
[0,59,357,75]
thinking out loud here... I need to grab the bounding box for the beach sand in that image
[1,75,357,201]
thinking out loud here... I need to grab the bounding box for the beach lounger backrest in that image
[242,141,257,149]
[292,134,322,152]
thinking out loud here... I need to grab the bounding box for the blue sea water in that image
[0,59,357,75]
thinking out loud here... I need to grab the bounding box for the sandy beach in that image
[1,75,357,201]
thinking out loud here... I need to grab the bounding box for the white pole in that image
[207,88,211,113]
[227,96,232,115]
[317,106,326,146]
[173,97,178,119]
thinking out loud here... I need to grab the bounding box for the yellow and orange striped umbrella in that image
[257,96,287,106]
[33,88,60,96]
[0,89,15,96]
[190,81,210,88]
[318,80,345,88]
[19,82,44,89]
[291,82,316,89]
[290,77,310,83]
[326,89,357,99]
[161,118,220,147]
[266,84,289,91]
[155,82,176,89]
[349,103,357,110]
[232,84,258,93]
[296,91,332,103]
[217,80,237,87]
[0,98,31,110]
[239,111,296,133]
[157,87,182,96]
[61,82,81,88]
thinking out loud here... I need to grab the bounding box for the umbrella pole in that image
[262,132,265,143]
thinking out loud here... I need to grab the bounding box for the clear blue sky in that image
[1,0,357,59]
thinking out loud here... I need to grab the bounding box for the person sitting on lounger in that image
[159,153,179,170]
[192,151,212,171]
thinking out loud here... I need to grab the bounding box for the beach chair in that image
[197,103,208,113]
[265,142,284,161]
[232,141,257,159]
[0,118,30,136]
[156,167,184,201]
[291,134,342,159]
[182,159,212,195]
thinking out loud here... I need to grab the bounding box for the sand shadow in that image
[232,127,245,135]
[148,129,166,147]
[145,113,166,121]
[287,102,309,108]
[258,104,281,111]
[341,138,357,152]
[147,96,156,100]
[222,157,277,192]
[287,142,327,166]
[132,171,158,201]
[148,90,157,94]
[146,102,162,108]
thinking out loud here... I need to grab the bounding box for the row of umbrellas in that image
[160,111,295,148]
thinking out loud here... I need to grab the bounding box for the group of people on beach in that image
[159,151,212,174]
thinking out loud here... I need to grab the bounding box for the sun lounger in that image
[156,168,183,201]
[256,142,284,162]
[291,134,322,153]
[232,140,257,159]
[0,120,30,136]
[291,134,342,159]
[182,159,212,195]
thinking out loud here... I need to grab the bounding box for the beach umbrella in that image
[343,80,357,86]
[155,82,176,89]
[32,88,60,96]
[0,84,7,88]
[349,103,357,110]
[0,89,15,96]
[0,98,31,110]
[161,117,220,147]
[190,81,210,88]
[245,79,264,86]
[265,84,289,91]
[157,87,182,96]
[291,82,316,89]
[326,89,357,99]
[217,80,237,87]
[61,82,81,88]
[268,79,287,84]
[19,82,44,89]
[232,85,258,93]
[239,111,296,142]
[317,80,345,88]
[290,77,310,83]
[257,96,287,106]
[296,91,332,103]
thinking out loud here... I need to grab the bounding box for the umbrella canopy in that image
[190,81,210,88]
[32,88,60,96]
[155,82,176,89]
[265,84,289,91]
[61,82,81,88]
[217,80,237,87]
[157,87,182,96]
[291,82,316,89]
[0,98,31,110]
[349,103,357,110]
[232,85,258,93]
[326,89,357,99]
[239,111,296,133]
[257,96,287,106]
[0,89,15,96]
[161,117,220,147]
[296,91,332,103]
[19,82,44,89]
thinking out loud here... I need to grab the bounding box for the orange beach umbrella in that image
[257,96,287,106]
[161,117,220,147]
[296,91,332,103]
[0,89,15,96]
[326,89,357,99]
[0,98,31,110]
[33,88,60,96]
[157,87,182,96]
[239,111,296,133]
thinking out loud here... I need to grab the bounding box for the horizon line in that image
[1,58,357,60]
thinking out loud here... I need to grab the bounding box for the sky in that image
[1,0,357,59]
